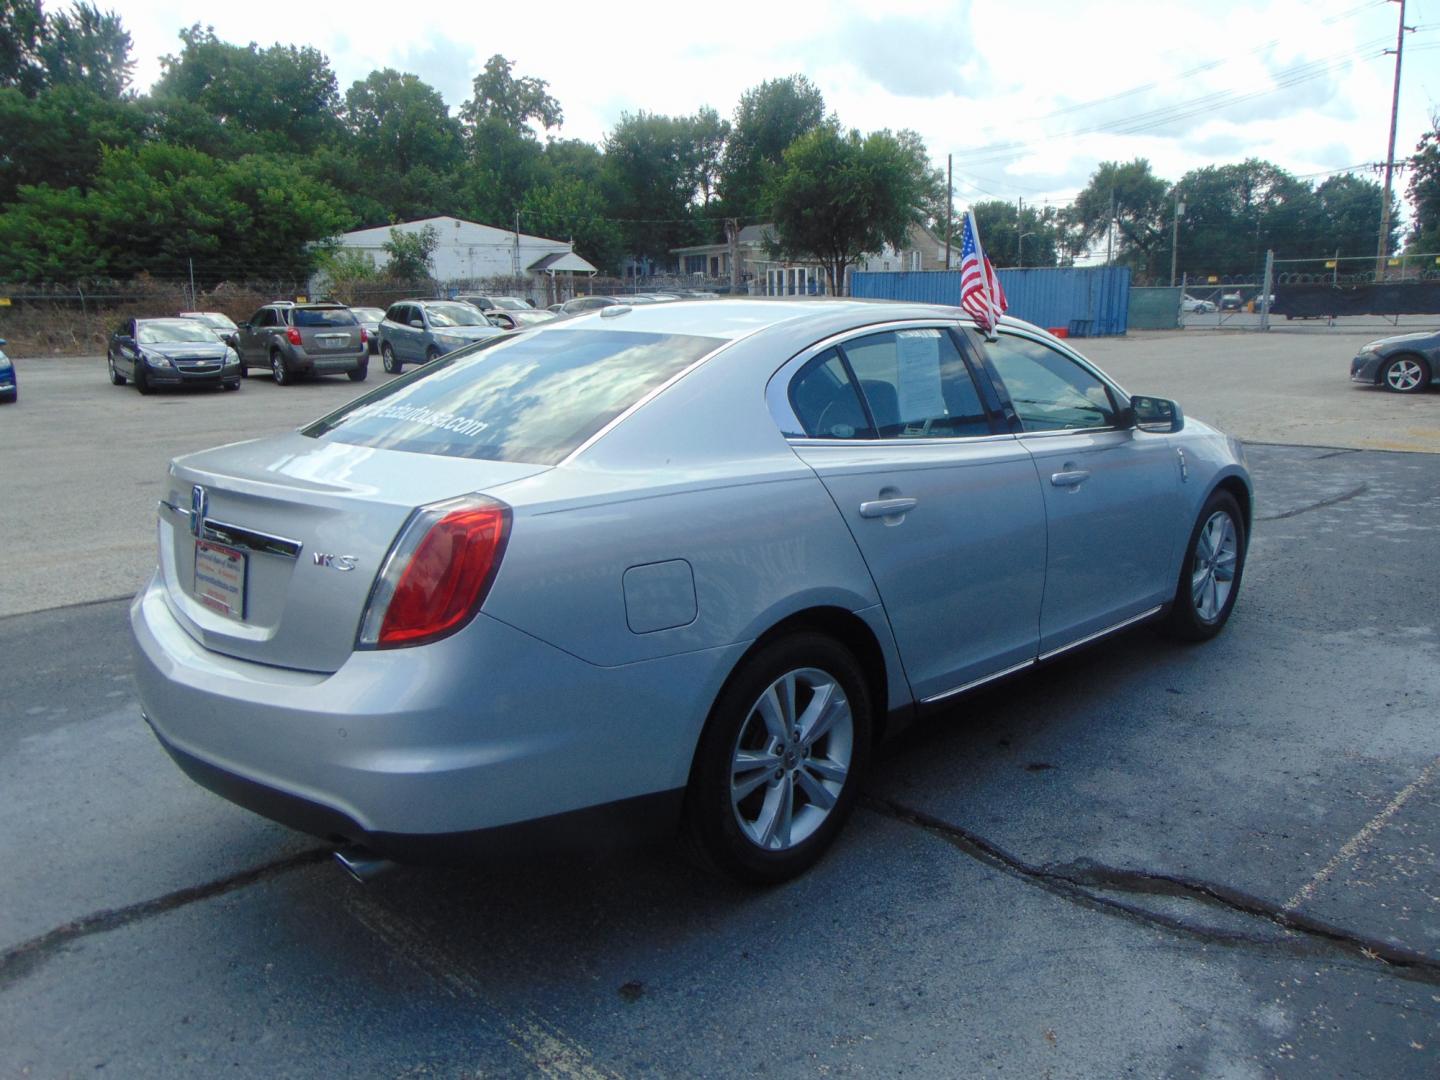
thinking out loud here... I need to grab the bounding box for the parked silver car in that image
[349,306,386,354]
[132,301,1252,883]
[377,299,505,372]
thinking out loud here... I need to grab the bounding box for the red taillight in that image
[286,326,302,346]
[360,327,369,345]
[359,497,510,649]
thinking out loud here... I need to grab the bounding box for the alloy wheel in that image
[1385,357,1424,393]
[729,667,853,851]
[1191,510,1239,623]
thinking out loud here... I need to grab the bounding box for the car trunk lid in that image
[157,432,547,673]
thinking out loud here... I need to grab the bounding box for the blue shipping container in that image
[850,266,1131,336]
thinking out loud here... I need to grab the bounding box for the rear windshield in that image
[293,308,357,327]
[304,329,724,465]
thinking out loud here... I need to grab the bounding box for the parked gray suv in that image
[235,302,369,385]
[378,300,505,373]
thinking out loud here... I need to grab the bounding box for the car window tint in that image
[984,333,1119,432]
[789,348,875,439]
[839,328,990,438]
[305,329,724,466]
[293,308,357,327]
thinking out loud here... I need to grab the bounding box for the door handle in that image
[859,497,918,519]
[1050,469,1091,487]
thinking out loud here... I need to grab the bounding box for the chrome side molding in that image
[920,604,1165,705]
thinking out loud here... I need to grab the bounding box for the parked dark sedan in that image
[1349,330,1440,394]
[108,318,242,394]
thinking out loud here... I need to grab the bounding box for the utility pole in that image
[188,257,197,309]
[1170,197,1185,287]
[945,154,953,269]
[726,218,739,293]
[1376,0,1413,277]
[1106,189,1116,266]
[513,210,521,280]
[1016,196,1023,267]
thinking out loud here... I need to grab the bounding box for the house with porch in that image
[670,222,951,295]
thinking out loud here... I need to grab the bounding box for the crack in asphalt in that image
[864,796,1440,985]
[0,848,330,988]
[1260,482,1369,521]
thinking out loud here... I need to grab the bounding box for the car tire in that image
[134,363,152,395]
[684,633,872,885]
[108,351,126,386]
[1381,354,1430,394]
[1163,490,1246,642]
[0,388,15,404]
[271,351,292,386]
[381,344,400,374]
[239,360,248,378]
[347,362,368,382]
[426,346,441,363]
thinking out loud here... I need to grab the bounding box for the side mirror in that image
[237,322,250,331]
[410,319,424,329]
[1131,395,1184,433]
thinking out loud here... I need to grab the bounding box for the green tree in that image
[0,0,45,95]
[1072,159,1170,278]
[602,110,707,262]
[521,174,623,273]
[685,105,729,209]
[0,184,101,280]
[152,25,343,153]
[459,54,561,133]
[0,83,146,202]
[1406,114,1440,252]
[35,1,132,98]
[719,74,826,222]
[970,200,1062,268]
[1316,173,1396,257]
[766,122,936,295]
[1172,159,1333,277]
[382,225,439,281]
[345,69,464,174]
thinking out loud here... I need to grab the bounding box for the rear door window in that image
[304,329,724,465]
[840,328,992,438]
[789,348,874,439]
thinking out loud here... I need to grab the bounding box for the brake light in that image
[360,327,368,345]
[358,496,511,649]
[286,326,302,346]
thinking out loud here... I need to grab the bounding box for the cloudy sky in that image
[117,0,1439,225]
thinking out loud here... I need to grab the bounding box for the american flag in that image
[959,210,1008,334]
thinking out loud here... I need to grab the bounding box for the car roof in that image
[543,297,1007,342]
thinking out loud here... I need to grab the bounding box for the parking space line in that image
[1284,754,1440,913]
[344,893,621,1080]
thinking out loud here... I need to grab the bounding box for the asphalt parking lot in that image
[2,328,1438,1076]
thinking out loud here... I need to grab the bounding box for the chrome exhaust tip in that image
[333,845,394,884]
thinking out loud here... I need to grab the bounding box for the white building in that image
[332,215,597,301]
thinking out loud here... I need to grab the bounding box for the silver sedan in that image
[131,300,1252,883]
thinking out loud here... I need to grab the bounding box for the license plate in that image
[317,333,350,349]
[195,540,247,620]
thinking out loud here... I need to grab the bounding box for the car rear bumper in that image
[289,349,367,373]
[130,574,741,847]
